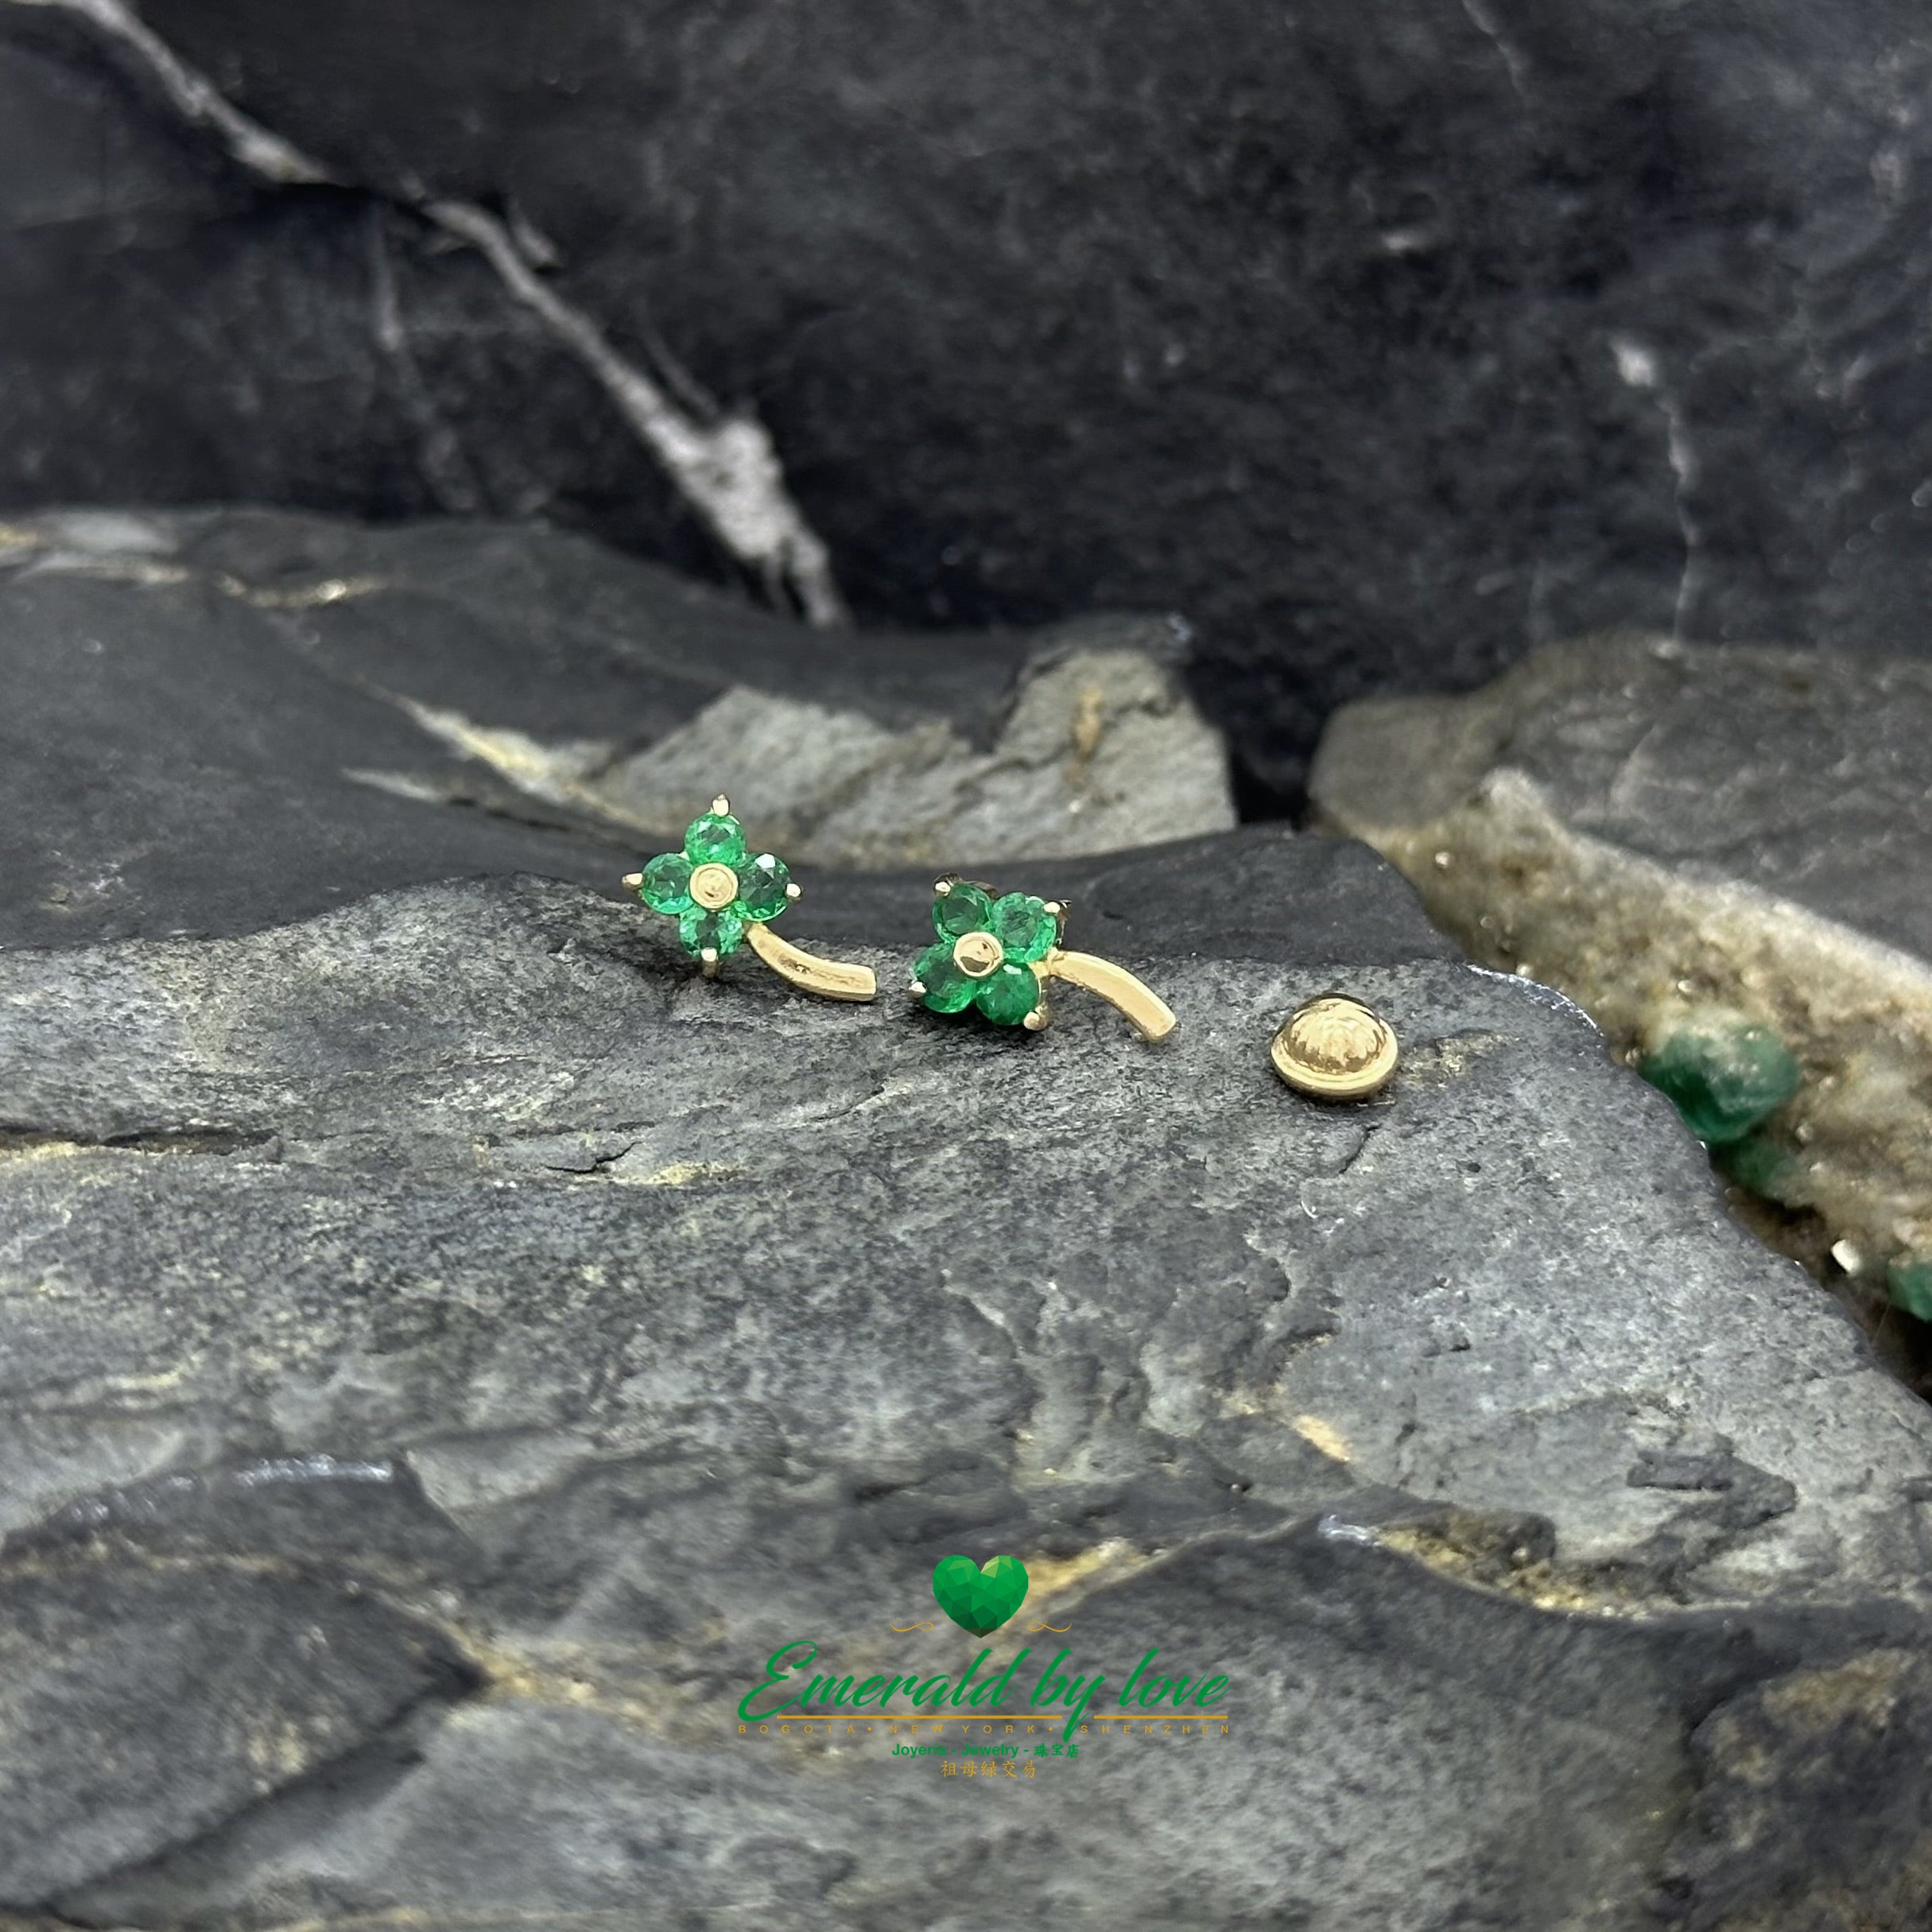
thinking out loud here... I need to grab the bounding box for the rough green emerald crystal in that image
[1888,1260,1932,1323]
[679,906,747,959]
[1712,1131,1803,1205]
[685,810,747,867]
[638,852,694,915]
[914,941,976,1014]
[990,892,1057,965]
[933,882,995,941]
[1638,1020,1801,1147]
[974,962,1042,1026]
[737,852,792,921]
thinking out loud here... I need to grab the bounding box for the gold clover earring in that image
[909,879,1176,1041]
[623,796,877,1002]
[1271,993,1398,1098]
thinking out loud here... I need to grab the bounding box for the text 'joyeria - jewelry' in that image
[623,797,877,1003]
[909,879,1176,1041]
[1271,994,1398,1099]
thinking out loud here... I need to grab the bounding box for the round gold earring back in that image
[1271,995,1398,1100]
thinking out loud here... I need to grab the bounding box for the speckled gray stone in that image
[2,832,1930,1926]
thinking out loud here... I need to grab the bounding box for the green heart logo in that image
[931,1554,1030,1635]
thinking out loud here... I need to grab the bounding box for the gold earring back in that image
[1271,994,1398,1098]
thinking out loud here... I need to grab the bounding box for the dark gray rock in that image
[8,2,1932,797]
[0,506,1227,949]
[1309,634,1932,1340]
[2,832,1930,1925]
[0,1495,475,1900]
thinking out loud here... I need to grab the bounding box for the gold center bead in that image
[689,862,739,912]
[952,930,1006,979]
[1271,995,1399,1100]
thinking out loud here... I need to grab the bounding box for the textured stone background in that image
[6,840,1932,1926]
[0,507,1228,948]
[9,4,1932,1920]
[6,0,1932,796]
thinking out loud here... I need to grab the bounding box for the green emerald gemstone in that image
[974,963,1041,1026]
[737,852,792,922]
[685,811,747,867]
[1712,1131,1803,1205]
[1637,1022,1801,1147]
[1888,1261,1932,1323]
[914,941,976,1014]
[679,906,747,959]
[638,852,694,914]
[989,892,1057,965]
[933,883,994,941]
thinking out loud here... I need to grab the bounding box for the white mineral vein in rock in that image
[3,0,848,626]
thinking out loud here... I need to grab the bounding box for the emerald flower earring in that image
[623,797,877,1002]
[909,879,1176,1041]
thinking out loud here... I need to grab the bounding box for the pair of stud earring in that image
[621,797,1174,1040]
[621,797,1396,1095]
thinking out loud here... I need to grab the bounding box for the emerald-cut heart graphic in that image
[931,1554,1030,1635]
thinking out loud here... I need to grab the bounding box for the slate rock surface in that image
[3,832,1931,1926]
[9,0,1932,796]
[1309,634,1932,1345]
[0,506,1228,949]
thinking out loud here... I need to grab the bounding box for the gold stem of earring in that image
[746,921,878,1002]
[1043,949,1176,1042]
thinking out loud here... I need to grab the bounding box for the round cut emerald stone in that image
[974,963,1041,1026]
[737,852,792,922]
[989,892,1057,965]
[1638,1022,1801,1146]
[914,941,976,1014]
[679,906,747,959]
[933,883,994,941]
[638,852,694,914]
[685,811,747,867]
